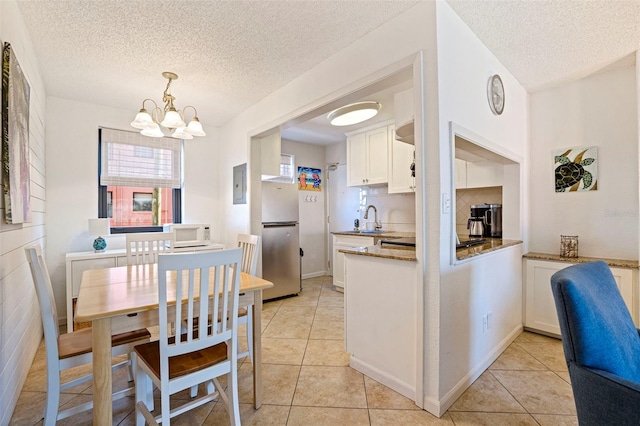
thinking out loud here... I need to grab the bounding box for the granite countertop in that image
[332,230,415,239]
[339,245,417,262]
[456,238,523,261]
[523,252,639,269]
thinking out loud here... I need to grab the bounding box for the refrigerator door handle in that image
[262,222,298,228]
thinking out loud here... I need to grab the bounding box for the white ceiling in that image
[15,0,418,128]
[446,0,640,92]
[15,0,640,144]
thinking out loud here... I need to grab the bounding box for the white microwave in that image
[163,224,211,248]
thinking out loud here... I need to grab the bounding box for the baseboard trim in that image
[301,271,327,280]
[350,356,417,403]
[429,324,523,417]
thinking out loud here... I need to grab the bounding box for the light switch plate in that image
[442,192,451,214]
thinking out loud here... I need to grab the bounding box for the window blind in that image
[100,128,181,188]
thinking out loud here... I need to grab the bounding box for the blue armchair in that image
[551,260,640,425]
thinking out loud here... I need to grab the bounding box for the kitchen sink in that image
[343,230,384,235]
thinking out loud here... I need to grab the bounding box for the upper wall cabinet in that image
[394,89,414,145]
[346,121,392,187]
[388,125,415,193]
[259,131,282,178]
[455,158,503,189]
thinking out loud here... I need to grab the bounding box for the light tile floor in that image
[10,276,577,425]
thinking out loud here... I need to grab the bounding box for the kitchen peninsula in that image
[456,238,522,261]
[337,231,522,404]
[335,231,418,403]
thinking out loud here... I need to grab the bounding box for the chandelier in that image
[130,71,206,139]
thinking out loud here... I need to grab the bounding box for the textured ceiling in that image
[15,0,640,140]
[447,0,640,92]
[15,0,418,127]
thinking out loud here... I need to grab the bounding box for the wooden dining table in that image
[75,263,274,426]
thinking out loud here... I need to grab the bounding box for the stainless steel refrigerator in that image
[261,181,301,300]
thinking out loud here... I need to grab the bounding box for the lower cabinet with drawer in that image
[332,235,375,291]
[524,256,638,335]
[65,244,224,331]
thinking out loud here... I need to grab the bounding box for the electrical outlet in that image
[487,311,493,330]
[482,314,488,333]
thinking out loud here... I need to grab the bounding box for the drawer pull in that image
[127,313,138,317]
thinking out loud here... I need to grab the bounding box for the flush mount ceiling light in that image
[130,71,206,139]
[327,101,381,126]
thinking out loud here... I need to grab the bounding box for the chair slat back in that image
[25,244,60,358]
[237,234,260,275]
[157,248,243,370]
[126,232,175,265]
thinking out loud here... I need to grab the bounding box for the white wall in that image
[0,1,47,422]
[530,66,638,260]
[433,2,529,414]
[216,1,438,410]
[217,3,435,249]
[281,138,327,278]
[45,97,220,321]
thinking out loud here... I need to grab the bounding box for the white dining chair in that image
[127,231,177,339]
[126,231,175,265]
[25,244,151,426]
[134,249,243,426]
[237,233,260,364]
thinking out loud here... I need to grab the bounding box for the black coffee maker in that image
[469,203,502,238]
[469,204,490,238]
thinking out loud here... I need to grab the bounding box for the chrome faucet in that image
[363,205,382,230]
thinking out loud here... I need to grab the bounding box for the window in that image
[106,191,113,218]
[263,154,295,183]
[98,128,182,233]
[132,192,153,211]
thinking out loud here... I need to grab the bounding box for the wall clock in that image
[487,74,504,115]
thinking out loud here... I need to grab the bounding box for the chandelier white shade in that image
[327,101,381,126]
[131,72,206,139]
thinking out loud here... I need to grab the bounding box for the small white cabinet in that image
[455,158,503,189]
[332,234,375,291]
[65,243,224,331]
[346,122,392,187]
[388,125,415,194]
[524,258,637,335]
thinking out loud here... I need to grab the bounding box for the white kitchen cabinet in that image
[258,131,281,178]
[455,158,467,189]
[332,234,375,291]
[524,258,637,335]
[388,125,416,194]
[65,243,224,331]
[346,123,391,186]
[455,158,503,189]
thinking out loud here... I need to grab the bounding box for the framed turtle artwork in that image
[554,146,597,192]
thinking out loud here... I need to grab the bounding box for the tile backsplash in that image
[360,187,416,232]
[456,186,502,237]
